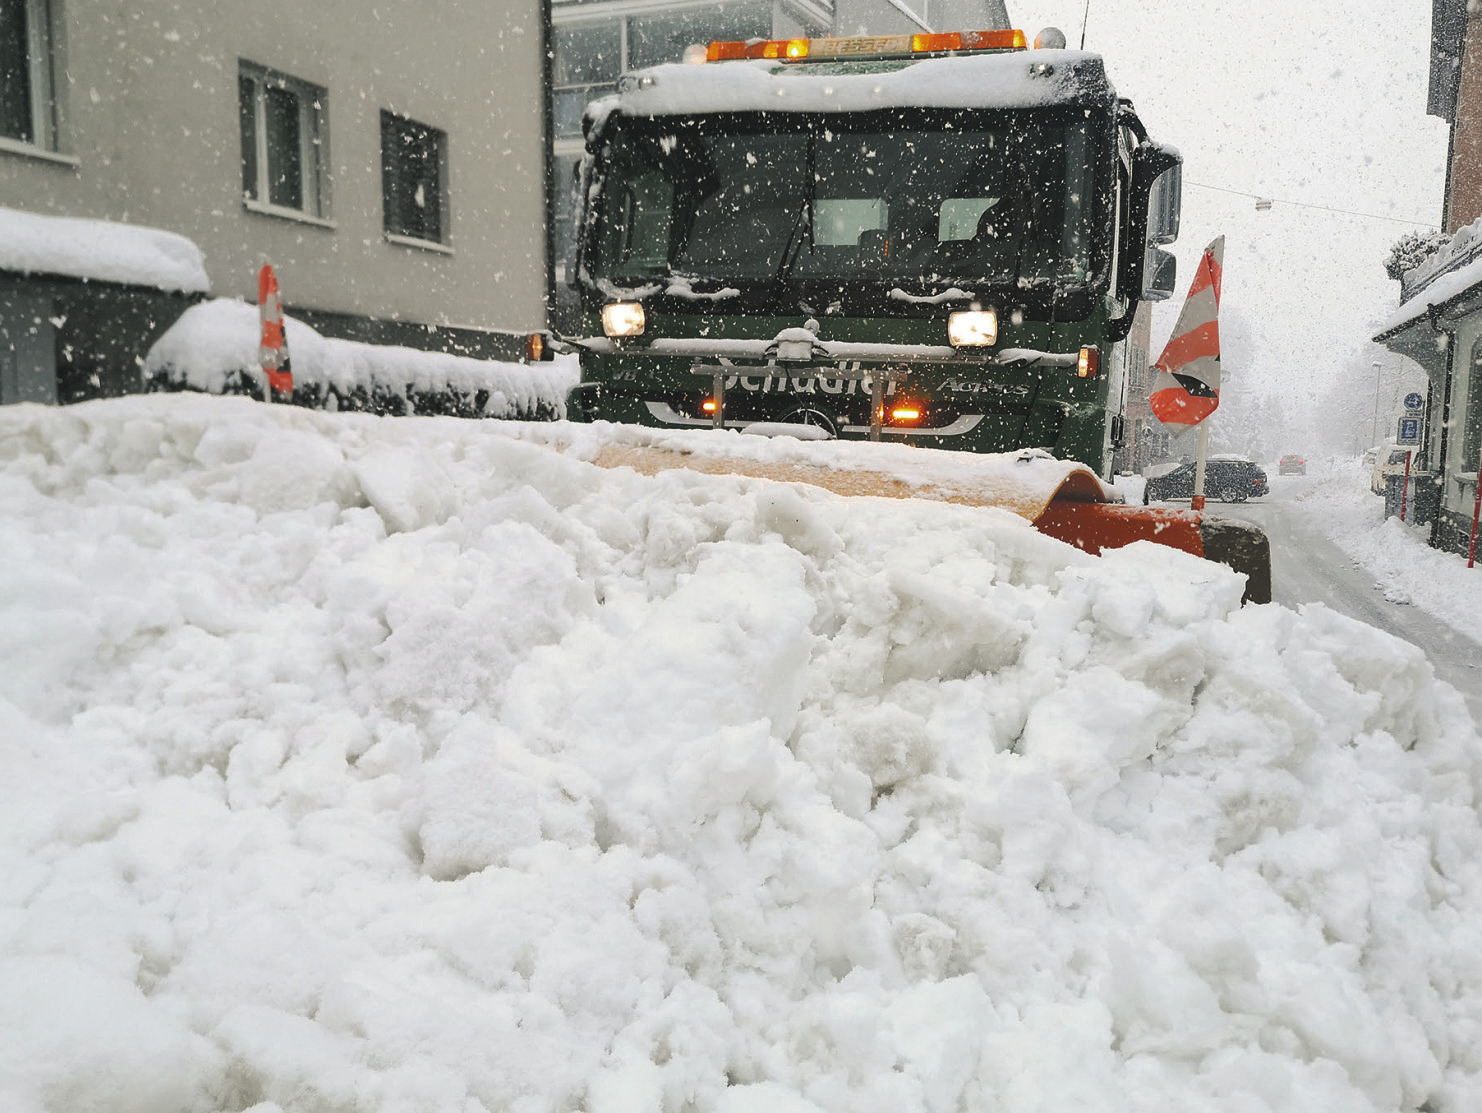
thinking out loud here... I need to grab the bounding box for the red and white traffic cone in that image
[257,264,294,402]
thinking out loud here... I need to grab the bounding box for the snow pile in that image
[1290,460,1482,638]
[2,394,1481,1113]
[0,205,210,293]
[144,298,579,421]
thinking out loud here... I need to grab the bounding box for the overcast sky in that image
[1005,0,1449,449]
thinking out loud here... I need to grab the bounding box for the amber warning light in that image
[1077,347,1100,379]
[706,29,1026,63]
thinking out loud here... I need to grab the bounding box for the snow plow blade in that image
[585,432,1272,604]
[1034,502,1272,605]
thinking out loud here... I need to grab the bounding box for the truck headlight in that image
[947,309,997,347]
[601,302,646,338]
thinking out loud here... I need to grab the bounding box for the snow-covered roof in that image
[1375,251,1482,340]
[0,205,210,294]
[590,49,1112,125]
[1376,213,1482,341]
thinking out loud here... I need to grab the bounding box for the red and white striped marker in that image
[257,264,293,401]
[1149,236,1224,432]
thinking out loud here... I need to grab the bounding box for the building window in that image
[553,20,622,141]
[0,0,59,151]
[239,61,328,219]
[381,111,447,245]
[551,4,773,140]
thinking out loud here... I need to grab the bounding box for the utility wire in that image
[1187,179,1440,229]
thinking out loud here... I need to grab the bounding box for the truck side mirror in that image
[1139,161,1181,300]
[1142,245,1177,300]
[1146,162,1181,246]
[1119,142,1183,303]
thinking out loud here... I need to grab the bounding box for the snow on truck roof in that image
[587,49,1114,126]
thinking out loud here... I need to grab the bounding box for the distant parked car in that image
[1278,453,1306,475]
[1143,455,1269,503]
[1370,444,1412,494]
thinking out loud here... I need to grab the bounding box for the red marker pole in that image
[257,264,294,402]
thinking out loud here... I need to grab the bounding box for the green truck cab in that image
[564,28,1182,480]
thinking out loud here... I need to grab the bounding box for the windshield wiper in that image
[774,201,812,284]
[774,135,816,284]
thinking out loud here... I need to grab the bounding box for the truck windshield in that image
[588,110,1103,293]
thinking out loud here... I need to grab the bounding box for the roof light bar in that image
[705,37,809,61]
[705,29,1026,64]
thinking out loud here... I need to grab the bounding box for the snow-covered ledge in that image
[0,205,210,294]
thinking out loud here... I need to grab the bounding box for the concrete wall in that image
[0,1,549,334]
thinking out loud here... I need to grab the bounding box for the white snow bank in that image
[1291,461,1482,638]
[1,394,1481,1113]
[144,298,579,420]
[0,205,210,293]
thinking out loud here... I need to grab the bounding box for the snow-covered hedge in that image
[1384,229,1450,283]
[144,298,578,421]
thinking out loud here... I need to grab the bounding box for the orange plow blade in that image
[1035,501,1270,604]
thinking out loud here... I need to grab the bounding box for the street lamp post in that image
[1372,360,1382,445]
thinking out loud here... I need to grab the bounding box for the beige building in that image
[1,0,551,399]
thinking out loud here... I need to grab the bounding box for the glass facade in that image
[552,4,772,141]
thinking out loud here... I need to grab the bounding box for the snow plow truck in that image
[561,24,1271,603]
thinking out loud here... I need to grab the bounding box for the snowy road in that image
[1170,484,1482,724]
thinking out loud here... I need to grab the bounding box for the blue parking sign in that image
[1397,416,1421,445]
